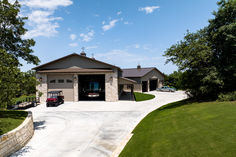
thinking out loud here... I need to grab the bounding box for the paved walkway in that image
[11,91,187,157]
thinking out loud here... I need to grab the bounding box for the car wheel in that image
[46,103,49,107]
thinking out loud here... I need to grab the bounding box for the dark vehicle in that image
[46,91,64,107]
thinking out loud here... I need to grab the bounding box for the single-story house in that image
[122,66,164,92]
[34,51,164,102]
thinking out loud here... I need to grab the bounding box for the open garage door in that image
[79,75,105,101]
[48,75,74,101]
[149,79,157,91]
[142,81,148,92]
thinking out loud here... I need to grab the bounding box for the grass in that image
[0,111,28,135]
[134,92,155,102]
[119,100,236,157]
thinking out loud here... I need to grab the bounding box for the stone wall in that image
[105,70,118,101]
[36,73,48,103]
[0,112,34,157]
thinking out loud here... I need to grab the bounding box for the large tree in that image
[0,0,39,66]
[207,0,236,92]
[164,0,235,99]
[0,0,39,109]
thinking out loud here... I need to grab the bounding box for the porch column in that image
[73,74,78,101]
[36,73,48,103]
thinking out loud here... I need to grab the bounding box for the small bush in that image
[217,91,236,101]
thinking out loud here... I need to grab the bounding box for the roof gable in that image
[33,53,120,71]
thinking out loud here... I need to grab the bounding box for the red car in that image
[46,91,64,107]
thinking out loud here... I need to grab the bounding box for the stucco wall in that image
[36,73,48,103]
[0,112,34,157]
[105,69,118,101]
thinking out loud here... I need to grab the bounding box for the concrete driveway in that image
[11,91,187,157]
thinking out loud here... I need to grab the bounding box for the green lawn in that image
[134,92,155,102]
[0,111,28,135]
[119,100,236,157]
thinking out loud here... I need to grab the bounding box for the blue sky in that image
[17,0,219,74]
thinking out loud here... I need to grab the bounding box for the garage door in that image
[48,75,74,101]
[149,79,157,91]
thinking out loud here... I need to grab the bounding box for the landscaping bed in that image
[119,100,236,157]
[0,111,28,135]
[134,92,155,102]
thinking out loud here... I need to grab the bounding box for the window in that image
[58,79,64,83]
[50,80,56,83]
[66,79,73,83]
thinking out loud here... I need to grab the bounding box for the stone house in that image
[34,52,164,102]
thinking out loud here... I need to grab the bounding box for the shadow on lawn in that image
[158,99,194,111]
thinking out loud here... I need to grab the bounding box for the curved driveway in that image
[11,91,187,157]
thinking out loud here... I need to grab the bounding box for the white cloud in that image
[124,21,131,25]
[24,10,62,38]
[70,34,76,40]
[117,11,122,15]
[21,0,72,38]
[80,30,94,42]
[21,0,73,10]
[69,42,78,47]
[86,46,98,50]
[139,6,160,14]
[102,19,118,31]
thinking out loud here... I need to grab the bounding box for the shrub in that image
[217,91,236,101]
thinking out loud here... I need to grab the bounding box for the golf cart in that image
[46,91,64,107]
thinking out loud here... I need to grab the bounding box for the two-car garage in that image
[48,74,105,101]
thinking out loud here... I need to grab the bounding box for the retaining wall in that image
[0,111,34,157]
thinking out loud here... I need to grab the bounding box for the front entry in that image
[78,75,105,101]
[142,81,148,92]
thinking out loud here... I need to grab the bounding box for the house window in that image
[50,80,56,83]
[58,79,64,83]
[66,79,73,83]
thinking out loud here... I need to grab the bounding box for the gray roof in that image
[122,67,157,77]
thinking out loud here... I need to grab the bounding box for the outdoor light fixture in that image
[74,76,77,81]
[39,77,42,82]
[110,76,113,81]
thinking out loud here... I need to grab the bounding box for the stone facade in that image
[73,74,79,101]
[105,70,118,101]
[36,73,48,103]
[0,112,34,157]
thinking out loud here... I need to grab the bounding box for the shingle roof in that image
[122,67,155,77]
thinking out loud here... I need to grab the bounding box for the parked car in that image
[46,91,64,107]
[156,86,176,92]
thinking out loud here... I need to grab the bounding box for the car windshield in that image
[48,95,57,98]
[89,82,99,91]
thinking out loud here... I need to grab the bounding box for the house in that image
[34,51,164,102]
[122,65,164,93]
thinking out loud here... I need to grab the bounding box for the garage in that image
[48,75,74,101]
[79,75,105,101]
[149,79,157,91]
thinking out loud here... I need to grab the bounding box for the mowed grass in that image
[0,111,28,135]
[134,92,155,102]
[119,100,236,157]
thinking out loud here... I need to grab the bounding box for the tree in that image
[164,0,235,99]
[207,0,236,92]
[18,70,37,96]
[164,71,184,90]
[0,0,39,66]
[0,49,21,109]
[0,0,40,109]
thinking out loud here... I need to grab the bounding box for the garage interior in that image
[142,81,148,92]
[149,79,158,91]
[78,75,105,101]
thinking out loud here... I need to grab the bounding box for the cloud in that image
[102,19,118,31]
[20,0,72,38]
[117,11,122,15]
[69,42,78,47]
[86,46,98,50]
[21,0,73,10]
[70,34,76,40]
[24,10,62,38]
[139,6,160,14]
[80,30,94,42]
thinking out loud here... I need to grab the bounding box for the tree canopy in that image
[164,0,236,99]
